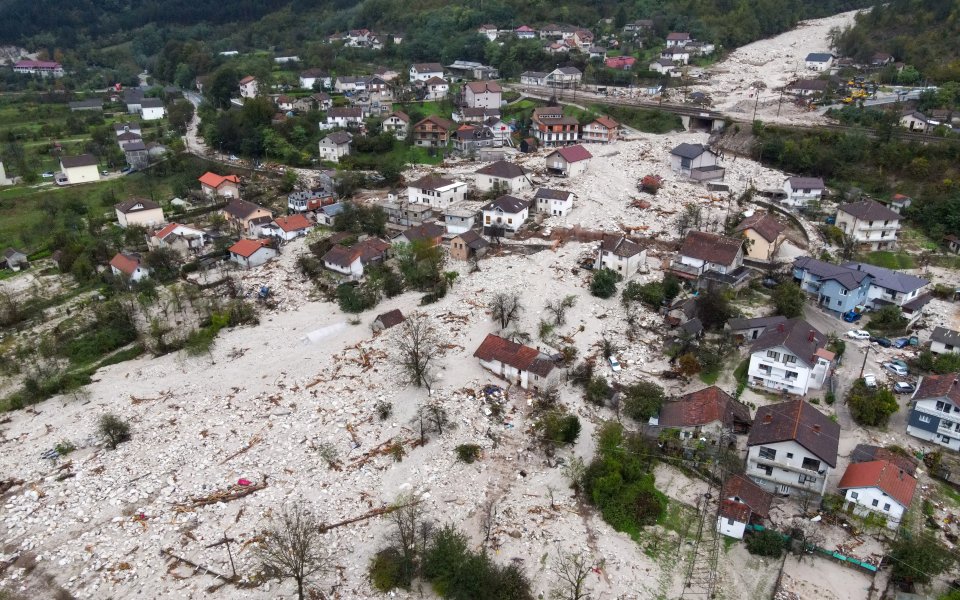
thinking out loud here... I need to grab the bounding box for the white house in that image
[900,111,932,132]
[266,214,313,241]
[595,234,646,278]
[409,62,444,82]
[474,161,530,193]
[473,333,557,391]
[782,177,825,208]
[149,223,206,254]
[660,48,690,65]
[649,59,677,75]
[382,111,410,139]
[669,143,720,179]
[299,69,332,90]
[422,77,449,101]
[666,32,690,47]
[533,188,574,217]
[407,175,468,210]
[514,25,536,39]
[318,131,353,163]
[669,231,743,282]
[545,145,592,177]
[805,53,833,71]
[115,198,164,228]
[838,460,917,528]
[323,107,364,129]
[520,71,547,86]
[746,399,840,496]
[545,67,582,88]
[930,327,960,355]
[139,98,165,121]
[109,253,149,282]
[321,238,390,278]
[836,200,902,250]
[229,239,277,268]
[717,475,774,540]
[481,195,530,233]
[746,318,834,396]
[239,76,258,99]
[906,372,960,452]
[60,155,101,184]
[582,116,619,143]
[462,81,502,109]
[444,204,478,235]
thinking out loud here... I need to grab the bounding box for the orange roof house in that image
[198,172,241,197]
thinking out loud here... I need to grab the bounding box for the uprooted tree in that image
[545,295,577,326]
[256,502,331,600]
[490,292,522,329]
[550,549,594,600]
[396,311,441,392]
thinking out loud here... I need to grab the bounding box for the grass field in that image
[856,251,916,270]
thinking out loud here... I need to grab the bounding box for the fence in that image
[746,524,879,573]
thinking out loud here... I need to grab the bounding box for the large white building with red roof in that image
[473,333,556,390]
[198,172,240,197]
[13,60,64,77]
[228,239,276,268]
[837,459,917,528]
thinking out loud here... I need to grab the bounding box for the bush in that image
[455,444,482,464]
[535,410,582,448]
[772,282,805,318]
[868,304,907,334]
[375,400,393,420]
[585,375,612,406]
[745,530,785,557]
[847,380,899,427]
[622,381,665,422]
[98,413,131,449]
[422,525,533,600]
[337,282,380,313]
[590,269,621,299]
[369,547,410,592]
[889,532,954,585]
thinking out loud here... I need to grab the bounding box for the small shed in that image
[373,309,405,332]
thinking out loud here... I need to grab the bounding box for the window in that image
[836,300,842,307]
[936,401,952,413]
[940,435,952,444]
[759,364,771,374]
[871,499,879,507]
[786,371,798,380]
[883,503,891,511]
[759,447,776,460]
[801,457,820,471]
[799,474,817,485]
[786,453,794,459]
[759,465,773,476]
[850,491,859,499]
[766,350,780,361]
[783,354,797,364]
[727,518,734,525]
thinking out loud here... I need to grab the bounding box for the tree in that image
[545,295,577,326]
[585,376,612,406]
[256,502,330,600]
[396,312,441,392]
[695,288,734,330]
[167,99,195,134]
[745,529,785,557]
[387,493,428,587]
[98,413,131,449]
[490,292,522,329]
[889,532,954,586]
[868,304,907,333]
[772,282,805,318]
[622,381,665,421]
[144,247,181,283]
[590,268,621,299]
[847,380,899,427]
[550,549,593,600]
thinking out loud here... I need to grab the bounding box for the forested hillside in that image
[830,0,960,82]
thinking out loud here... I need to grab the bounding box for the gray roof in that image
[123,141,147,151]
[553,66,582,75]
[839,262,928,294]
[749,318,827,369]
[476,160,526,179]
[805,53,832,62]
[457,229,489,249]
[670,143,712,159]
[482,195,529,214]
[726,315,788,332]
[324,131,353,145]
[793,256,871,291]
[69,99,103,108]
[787,176,824,189]
[838,200,901,222]
[534,188,573,201]
[931,326,960,347]
[140,98,163,108]
[521,71,547,78]
[115,198,160,213]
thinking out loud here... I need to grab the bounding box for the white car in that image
[608,355,622,372]
[863,374,877,388]
[846,329,870,340]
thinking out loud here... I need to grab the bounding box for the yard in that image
[856,250,916,270]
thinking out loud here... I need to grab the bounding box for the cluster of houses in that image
[649,32,716,76]
[11,59,64,77]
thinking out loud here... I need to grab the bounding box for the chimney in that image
[898,469,904,480]
[777,323,785,333]
[808,330,816,342]
[762,414,773,424]
[813,424,821,434]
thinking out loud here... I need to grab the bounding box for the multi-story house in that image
[318,131,353,163]
[746,318,834,396]
[533,188,574,217]
[907,372,960,452]
[531,106,579,146]
[462,81,502,109]
[669,231,744,284]
[454,125,496,156]
[382,111,410,139]
[594,234,645,278]
[422,76,450,101]
[835,200,902,250]
[299,69,332,90]
[322,107,364,130]
[666,32,691,47]
[409,62,444,82]
[746,399,840,496]
[734,212,786,262]
[782,177,825,208]
[406,175,468,210]
[412,116,454,147]
[582,116,620,143]
[838,460,917,528]
[481,195,530,234]
[239,76,258,99]
[792,256,873,316]
[839,261,929,322]
[474,161,530,193]
[545,67,582,88]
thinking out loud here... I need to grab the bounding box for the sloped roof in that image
[141,98,163,108]
[805,52,832,62]
[424,76,448,85]
[592,115,619,129]
[301,68,330,77]
[727,315,787,332]
[679,231,742,265]
[324,131,353,145]
[719,499,752,523]
[456,229,489,249]
[839,261,928,294]
[223,199,270,220]
[914,372,960,404]
[409,175,459,191]
[670,143,712,159]
[789,80,829,92]
[274,214,312,233]
[465,81,502,94]
[931,326,960,347]
[109,253,141,276]
[749,317,827,369]
[838,460,917,508]
[473,333,551,376]
[735,212,786,243]
[666,32,691,40]
[476,160,525,179]
[198,172,240,189]
[482,195,529,214]
[786,176,825,189]
[386,111,410,122]
[229,238,271,257]
[549,144,593,163]
[239,75,257,84]
[374,309,405,329]
[61,154,98,168]
[721,474,773,518]
[521,71,547,78]
[658,386,751,429]
[851,444,919,475]
[792,256,871,291]
[412,62,444,72]
[534,188,573,201]
[838,199,901,222]
[415,115,454,131]
[328,107,363,118]
[115,198,160,214]
[747,399,839,467]
[399,222,445,242]
[600,234,642,258]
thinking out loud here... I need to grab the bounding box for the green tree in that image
[868,304,907,333]
[696,288,735,330]
[772,282,805,318]
[889,532,954,585]
[590,269,621,299]
[847,380,898,427]
[622,381,665,422]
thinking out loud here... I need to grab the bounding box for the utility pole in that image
[858,345,870,379]
[752,91,760,121]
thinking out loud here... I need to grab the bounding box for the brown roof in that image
[115,198,160,214]
[718,499,752,523]
[850,444,919,476]
[408,175,457,191]
[749,318,828,369]
[839,199,901,222]
[914,372,960,404]
[838,460,917,508]
[61,154,98,168]
[747,399,840,467]
[465,81,503,94]
[328,106,363,118]
[456,230,489,249]
[592,115,619,129]
[224,199,271,220]
[476,160,526,179]
[482,195,529,214]
[735,213,786,243]
[322,244,361,267]
[386,110,410,123]
[658,386,751,429]
[414,115,453,131]
[532,106,579,126]
[239,75,256,85]
[679,231,742,266]
[721,474,773,518]
[356,238,390,263]
[399,222,445,243]
[600,234,642,258]
[549,144,593,163]
[473,333,551,375]
[374,309,405,329]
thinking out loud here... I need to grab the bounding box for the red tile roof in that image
[109,253,140,276]
[679,230,742,265]
[229,239,271,258]
[658,386,751,429]
[721,474,773,518]
[274,214,312,233]
[592,115,619,129]
[718,499,752,523]
[473,333,543,372]
[747,399,840,467]
[152,223,180,239]
[198,172,240,189]
[239,75,256,85]
[838,460,917,508]
[551,144,593,163]
[465,81,503,94]
[735,212,786,243]
[913,372,960,404]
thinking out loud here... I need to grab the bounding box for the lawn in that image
[588,103,683,133]
[392,101,454,118]
[898,226,939,251]
[857,251,916,270]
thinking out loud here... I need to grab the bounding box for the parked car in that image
[100,170,109,176]
[842,311,862,323]
[884,362,908,377]
[41,171,54,178]
[846,329,870,340]
[893,338,910,349]
[863,374,877,388]
[609,355,622,372]
[871,337,892,348]
[890,359,909,371]
[894,381,916,394]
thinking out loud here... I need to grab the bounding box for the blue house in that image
[792,257,872,315]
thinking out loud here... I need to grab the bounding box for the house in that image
[409,63,444,82]
[717,475,774,540]
[531,106,580,146]
[228,239,277,269]
[13,59,64,77]
[116,131,142,148]
[114,122,142,137]
[321,238,391,278]
[804,52,833,71]
[520,71,547,86]
[573,29,595,50]
[792,257,873,315]
[726,315,788,343]
[787,79,829,97]
[198,172,241,197]
[122,141,150,170]
[478,24,499,41]
[394,222,446,246]
[474,161,530,193]
[686,41,716,56]
[267,214,313,241]
[316,203,344,226]
[669,143,723,181]
[115,198,164,228]
[139,98,165,120]
[124,89,144,113]
[545,67,582,88]
[110,253,150,282]
[885,193,912,214]
[372,309,405,332]
[407,175,468,210]
[907,372,960,451]
[380,200,434,228]
[782,177,825,208]
[946,235,960,254]
[412,115,454,148]
[660,48,690,65]
[59,155,100,184]
[310,92,333,111]
[838,460,917,528]
[582,116,619,144]
[422,76,449,101]
[275,95,295,111]
[1,248,28,271]
[514,25,536,39]
[450,230,489,261]
[473,333,557,390]
[458,107,500,124]
[443,204,477,235]
[670,231,744,285]
[624,20,654,34]
[462,81,502,109]
[222,199,273,234]
[836,200,902,250]
[850,444,919,475]
[900,110,932,132]
[734,212,786,261]
[839,261,929,321]
[652,386,751,438]
[481,195,530,234]
[334,76,366,93]
[382,111,410,139]
[930,327,960,355]
[534,188,574,217]
[545,145,592,177]
[68,99,104,111]
[666,32,691,47]
[318,131,353,163]
[595,234,646,277]
[649,59,677,76]
[148,223,206,255]
[604,56,635,70]
[323,107,364,130]
[454,125,496,155]
[239,76,258,99]
[484,116,510,146]
[746,399,840,495]
[299,69,332,90]
[746,318,834,396]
